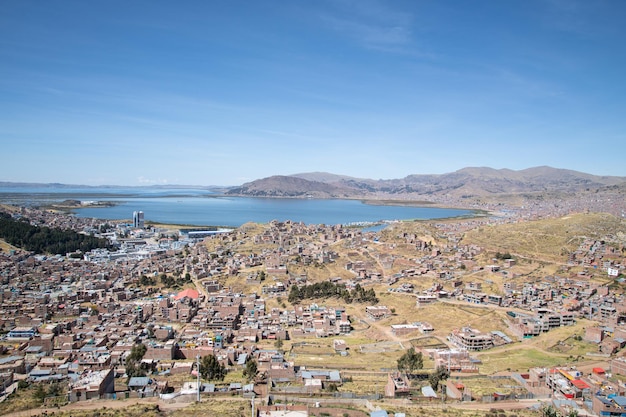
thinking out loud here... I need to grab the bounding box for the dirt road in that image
[4,395,546,417]
[2,396,191,417]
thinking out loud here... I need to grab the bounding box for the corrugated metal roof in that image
[613,396,626,407]
[421,385,437,397]
[128,376,151,387]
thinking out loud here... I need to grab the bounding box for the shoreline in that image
[1,194,492,230]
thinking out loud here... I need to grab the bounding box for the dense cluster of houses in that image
[0,195,625,414]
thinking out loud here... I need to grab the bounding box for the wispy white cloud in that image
[539,0,621,37]
[489,66,565,99]
[323,16,411,46]
[318,0,414,50]
[137,176,170,185]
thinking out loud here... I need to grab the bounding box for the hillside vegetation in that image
[0,211,113,255]
[461,212,626,263]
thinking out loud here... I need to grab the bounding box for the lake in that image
[0,186,478,227]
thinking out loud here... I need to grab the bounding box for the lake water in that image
[0,186,477,227]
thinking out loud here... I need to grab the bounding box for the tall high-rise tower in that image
[133,211,144,228]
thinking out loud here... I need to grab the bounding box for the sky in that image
[1,0,625,186]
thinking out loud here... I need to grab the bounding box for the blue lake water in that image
[0,186,477,227]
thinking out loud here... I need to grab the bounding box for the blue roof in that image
[29,369,52,376]
[32,374,66,382]
[329,370,341,381]
[0,356,23,364]
[25,345,43,353]
[613,396,626,407]
[128,377,151,387]
[370,411,388,417]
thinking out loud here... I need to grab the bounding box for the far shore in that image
[2,194,493,230]
[360,198,437,206]
[145,221,235,231]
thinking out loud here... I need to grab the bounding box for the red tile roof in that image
[175,288,199,300]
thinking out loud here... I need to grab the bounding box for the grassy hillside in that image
[461,213,626,263]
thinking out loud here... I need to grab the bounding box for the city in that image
[0,193,625,417]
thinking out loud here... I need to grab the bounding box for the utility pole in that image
[441,381,445,409]
[196,355,200,403]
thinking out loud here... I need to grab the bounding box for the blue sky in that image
[1,0,625,186]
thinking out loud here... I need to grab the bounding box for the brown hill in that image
[461,212,626,263]
[226,166,626,200]
[226,175,354,198]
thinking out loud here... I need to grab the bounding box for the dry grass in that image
[373,293,512,340]
[339,373,389,395]
[409,337,448,350]
[29,404,166,417]
[455,376,525,397]
[280,295,604,377]
[0,239,16,253]
[375,404,541,417]
[289,341,405,371]
[0,204,19,252]
[23,401,252,417]
[171,398,252,417]
[379,221,445,246]
[461,212,626,264]
[0,384,42,415]
[476,346,567,374]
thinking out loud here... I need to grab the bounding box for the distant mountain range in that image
[2,167,625,202]
[225,166,626,200]
[0,182,227,192]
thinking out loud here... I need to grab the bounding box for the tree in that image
[325,382,338,392]
[539,404,577,417]
[541,405,559,417]
[199,354,226,381]
[139,274,155,286]
[0,214,112,254]
[275,337,284,350]
[33,384,46,403]
[288,285,302,304]
[126,343,148,381]
[397,347,423,377]
[428,365,450,391]
[146,324,155,339]
[288,281,378,304]
[47,382,62,397]
[128,343,147,362]
[243,358,258,382]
